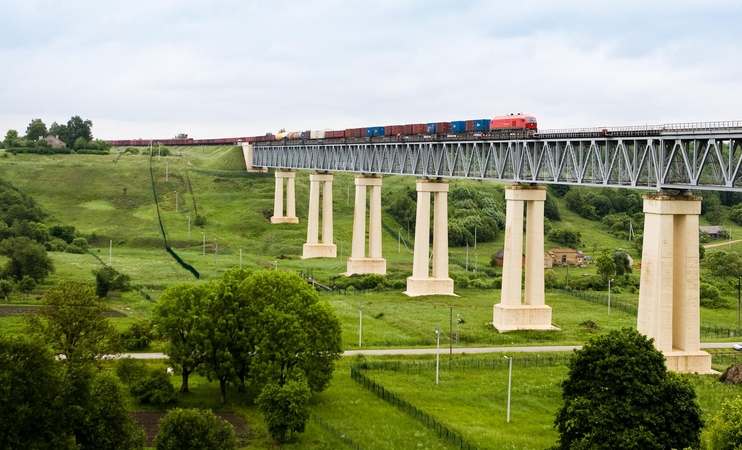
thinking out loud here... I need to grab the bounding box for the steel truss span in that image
[253,132,742,192]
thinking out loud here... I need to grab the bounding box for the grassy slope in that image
[1,147,741,449]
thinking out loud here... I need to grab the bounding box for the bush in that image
[257,378,311,443]
[700,282,729,309]
[119,319,155,350]
[93,266,132,298]
[71,237,88,250]
[154,408,237,450]
[130,369,178,405]
[194,214,206,227]
[115,357,149,387]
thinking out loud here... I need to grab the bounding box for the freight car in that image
[106,113,539,147]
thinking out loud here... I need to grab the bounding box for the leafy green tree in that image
[25,119,48,140]
[547,228,582,247]
[705,250,742,279]
[67,115,93,145]
[702,395,742,449]
[93,266,131,298]
[704,195,725,225]
[154,408,237,450]
[119,319,155,350]
[0,279,12,301]
[74,136,89,150]
[595,251,617,284]
[544,192,561,221]
[49,121,69,144]
[3,129,19,148]
[613,250,633,276]
[0,336,75,449]
[0,236,54,281]
[554,328,702,450]
[257,376,311,442]
[18,275,36,293]
[152,283,208,392]
[247,271,342,394]
[544,269,558,288]
[730,204,742,226]
[26,281,119,363]
[699,282,727,309]
[77,371,145,450]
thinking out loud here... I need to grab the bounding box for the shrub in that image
[115,357,149,387]
[130,369,178,405]
[154,408,236,450]
[119,319,155,350]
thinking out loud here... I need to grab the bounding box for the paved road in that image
[119,342,738,359]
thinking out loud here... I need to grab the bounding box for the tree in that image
[129,369,178,405]
[547,228,581,247]
[705,250,742,279]
[595,251,616,284]
[0,279,12,301]
[612,250,633,276]
[257,376,311,442]
[0,336,75,449]
[93,266,131,298]
[3,129,19,148]
[152,283,208,392]
[76,371,145,450]
[0,236,54,281]
[26,281,119,363]
[702,395,742,449]
[66,115,93,145]
[154,408,237,450]
[49,121,69,144]
[25,119,48,140]
[246,271,342,393]
[554,328,702,450]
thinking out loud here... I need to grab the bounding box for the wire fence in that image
[557,288,741,338]
[350,366,481,450]
[310,414,365,450]
[358,354,573,375]
[556,288,638,315]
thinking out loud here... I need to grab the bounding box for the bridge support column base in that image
[345,258,386,276]
[664,350,716,374]
[493,304,558,332]
[301,243,337,259]
[404,277,456,297]
[270,216,299,224]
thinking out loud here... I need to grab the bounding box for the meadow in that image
[2,146,742,449]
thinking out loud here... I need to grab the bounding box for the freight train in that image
[106,113,538,147]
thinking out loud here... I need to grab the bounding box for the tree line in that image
[1,116,112,153]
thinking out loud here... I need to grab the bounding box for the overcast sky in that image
[2,0,742,140]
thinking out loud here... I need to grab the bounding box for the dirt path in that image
[705,239,742,248]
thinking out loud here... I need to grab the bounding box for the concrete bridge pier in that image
[405,179,455,297]
[241,142,268,173]
[494,185,557,332]
[271,170,299,224]
[346,175,386,275]
[302,172,336,259]
[637,192,714,374]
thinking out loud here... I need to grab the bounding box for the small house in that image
[699,226,726,240]
[549,248,584,267]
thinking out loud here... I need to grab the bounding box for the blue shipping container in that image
[373,127,385,137]
[474,119,491,131]
[451,121,467,133]
[366,127,374,138]
[426,123,436,134]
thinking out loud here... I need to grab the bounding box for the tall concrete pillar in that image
[493,185,556,332]
[637,191,714,374]
[302,173,336,258]
[270,170,299,224]
[346,175,386,275]
[405,179,455,297]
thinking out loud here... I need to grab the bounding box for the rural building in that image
[493,248,525,267]
[549,248,584,266]
[40,135,67,149]
[699,226,726,240]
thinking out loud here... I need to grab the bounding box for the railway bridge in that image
[243,121,742,374]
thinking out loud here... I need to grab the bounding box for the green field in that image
[2,146,742,449]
